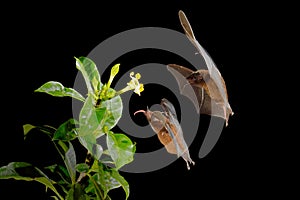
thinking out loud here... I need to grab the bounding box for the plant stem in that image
[76,151,94,183]
[87,173,105,200]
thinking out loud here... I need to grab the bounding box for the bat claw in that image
[185,160,195,170]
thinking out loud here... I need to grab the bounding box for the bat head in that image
[134,108,152,121]
[134,108,166,134]
[186,70,210,85]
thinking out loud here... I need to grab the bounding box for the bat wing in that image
[167,64,230,123]
[167,63,194,77]
[149,110,184,158]
[178,10,234,123]
[178,10,219,77]
[161,98,177,118]
[167,64,201,113]
[161,98,195,169]
[178,10,196,42]
[178,10,225,96]
[195,86,228,120]
[165,115,195,170]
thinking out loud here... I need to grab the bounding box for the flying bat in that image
[134,98,195,170]
[167,10,233,126]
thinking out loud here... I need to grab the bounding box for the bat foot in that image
[187,164,190,170]
[184,159,195,170]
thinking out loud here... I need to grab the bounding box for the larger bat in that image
[167,10,233,126]
[134,98,195,170]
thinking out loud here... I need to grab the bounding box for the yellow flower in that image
[135,73,141,80]
[134,83,144,96]
[116,72,144,96]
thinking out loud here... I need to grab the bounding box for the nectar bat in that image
[167,10,233,126]
[134,98,195,170]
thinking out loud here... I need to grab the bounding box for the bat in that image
[134,98,195,170]
[167,10,234,126]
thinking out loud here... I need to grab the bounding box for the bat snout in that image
[134,109,152,120]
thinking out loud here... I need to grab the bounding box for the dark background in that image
[1,1,292,199]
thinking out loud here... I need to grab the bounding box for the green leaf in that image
[58,140,69,154]
[0,162,64,200]
[98,95,123,131]
[35,81,85,102]
[106,132,136,170]
[78,84,123,138]
[44,164,70,185]
[78,93,122,138]
[78,94,97,136]
[78,94,106,138]
[88,161,129,200]
[0,162,30,179]
[36,177,64,199]
[87,173,105,200]
[75,163,89,173]
[110,169,130,200]
[92,144,104,161]
[23,124,56,139]
[23,124,35,136]
[98,172,120,199]
[78,135,103,160]
[87,162,115,200]
[75,56,101,94]
[65,142,76,184]
[66,183,88,200]
[53,119,78,141]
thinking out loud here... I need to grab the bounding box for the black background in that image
[1,1,293,199]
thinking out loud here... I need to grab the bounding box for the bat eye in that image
[187,74,193,80]
[188,74,198,81]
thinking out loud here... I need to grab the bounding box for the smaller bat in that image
[134,98,195,170]
[167,10,233,126]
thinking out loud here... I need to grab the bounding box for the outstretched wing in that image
[166,64,201,114]
[167,64,230,122]
[178,10,232,115]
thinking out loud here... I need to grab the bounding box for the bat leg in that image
[199,87,205,109]
[216,102,228,126]
[183,155,195,170]
[186,161,191,170]
[164,124,181,157]
[223,107,229,127]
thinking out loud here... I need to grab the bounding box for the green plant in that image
[0,56,144,199]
